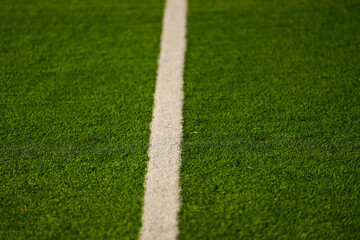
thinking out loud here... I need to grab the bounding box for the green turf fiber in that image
[180,0,360,239]
[0,0,163,238]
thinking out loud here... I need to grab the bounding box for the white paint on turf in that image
[139,0,187,239]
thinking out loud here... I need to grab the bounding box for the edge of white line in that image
[140,0,187,239]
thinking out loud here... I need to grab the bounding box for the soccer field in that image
[1,0,360,239]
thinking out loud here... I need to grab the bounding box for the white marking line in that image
[140,0,187,239]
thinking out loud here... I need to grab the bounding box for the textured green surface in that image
[180,0,360,239]
[2,0,360,239]
[0,0,163,239]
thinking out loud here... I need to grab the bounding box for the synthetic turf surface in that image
[1,0,360,239]
[180,0,360,239]
[0,0,163,239]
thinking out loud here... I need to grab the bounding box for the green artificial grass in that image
[0,0,163,239]
[180,0,360,239]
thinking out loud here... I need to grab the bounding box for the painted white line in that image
[139,0,187,239]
